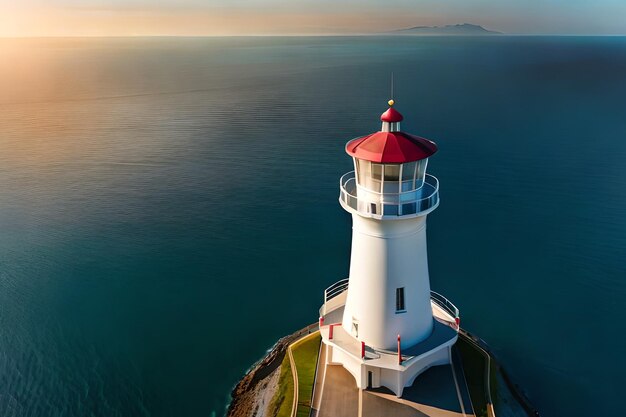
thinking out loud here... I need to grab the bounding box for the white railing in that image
[320,281,461,362]
[322,278,459,322]
[322,279,349,316]
[339,171,439,218]
[324,278,349,303]
[430,291,460,320]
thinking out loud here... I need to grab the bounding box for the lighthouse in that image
[319,100,460,397]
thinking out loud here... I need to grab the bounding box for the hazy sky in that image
[1,0,626,37]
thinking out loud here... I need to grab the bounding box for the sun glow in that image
[0,0,624,38]
[0,3,438,37]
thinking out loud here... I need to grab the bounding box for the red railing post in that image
[397,334,402,365]
[455,317,460,328]
[319,316,324,327]
[361,341,365,359]
[329,324,334,340]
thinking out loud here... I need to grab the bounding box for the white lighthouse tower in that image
[319,100,460,397]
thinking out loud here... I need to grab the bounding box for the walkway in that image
[320,319,457,371]
[311,343,327,416]
[317,365,358,417]
[317,364,474,417]
[287,342,299,417]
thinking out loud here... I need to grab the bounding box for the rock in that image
[227,324,317,417]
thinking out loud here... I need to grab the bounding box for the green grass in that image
[268,333,321,417]
[268,354,294,417]
[291,333,322,417]
[457,337,488,417]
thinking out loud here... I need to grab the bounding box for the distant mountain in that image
[387,23,502,35]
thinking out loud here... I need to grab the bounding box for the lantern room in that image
[339,101,440,218]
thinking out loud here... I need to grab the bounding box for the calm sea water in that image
[0,36,625,417]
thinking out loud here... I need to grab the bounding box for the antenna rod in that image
[391,72,394,100]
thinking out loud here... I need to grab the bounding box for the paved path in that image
[317,365,358,417]
[287,344,298,417]
[311,343,327,415]
[317,364,473,417]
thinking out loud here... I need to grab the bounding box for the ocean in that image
[0,36,625,417]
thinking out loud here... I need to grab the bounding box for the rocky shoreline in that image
[226,324,317,417]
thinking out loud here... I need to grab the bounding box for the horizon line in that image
[2,33,626,39]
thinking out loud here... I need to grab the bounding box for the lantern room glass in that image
[354,159,428,195]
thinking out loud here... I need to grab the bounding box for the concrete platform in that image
[318,362,474,417]
[365,364,473,417]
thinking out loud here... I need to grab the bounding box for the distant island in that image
[386,23,502,35]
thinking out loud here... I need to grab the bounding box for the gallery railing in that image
[339,171,439,218]
[322,278,459,323]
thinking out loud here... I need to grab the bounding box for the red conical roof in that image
[381,107,404,122]
[346,131,437,163]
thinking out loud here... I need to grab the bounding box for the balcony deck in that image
[339,171,439,219]
[320,291,459,370]
[321,318,457,371]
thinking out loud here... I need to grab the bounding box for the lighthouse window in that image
[401,181,414,192]
[382,164,400,193]
[356,159,369,185]
[370,163,384,192]
[396,287,406,312]
[402,162,417,182]
[371,163,383,180]
[415,159,428,188]
[384,204,398,215]
[402,203,416,215]
[383,164,400,181]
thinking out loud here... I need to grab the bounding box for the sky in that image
[1,0,626,37]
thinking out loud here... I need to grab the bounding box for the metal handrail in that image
[320,281,461,364]
[340,171,439,199]
[322,279,459,323]
[339,171,439,218]
[430,291,460,319]
[324,278,349,303]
